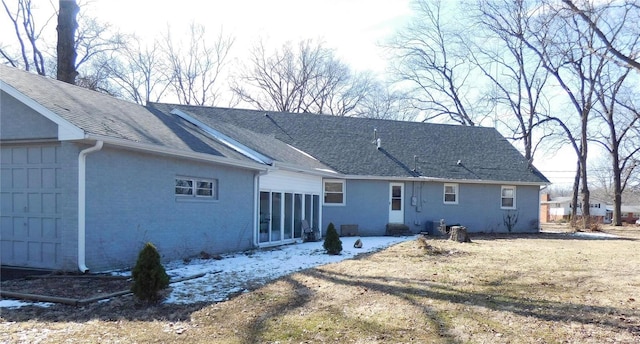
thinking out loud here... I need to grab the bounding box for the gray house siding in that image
[322,179,541,236]
[322,180,390,236]
[0,91,58,140]
[405,182,540,233]
[83,146,256,271]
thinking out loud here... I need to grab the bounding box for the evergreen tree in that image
[131,242,170,302]
[323,222,342,255]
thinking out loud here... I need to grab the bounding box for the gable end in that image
[1,81,84,140]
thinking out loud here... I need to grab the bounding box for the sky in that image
[2,0,578,186]
[88,0,413,73]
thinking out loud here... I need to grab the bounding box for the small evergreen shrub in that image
[131,242,170,302]
[323,222,342,255]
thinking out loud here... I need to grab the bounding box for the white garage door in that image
[1,144,63,269]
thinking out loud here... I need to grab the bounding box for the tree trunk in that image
[579,108,591,230]
[611,138,623,226]
[570,160,580,228]
[56,0,79,84]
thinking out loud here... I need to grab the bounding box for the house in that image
[617,205,640,224]
[1,65,549,273]
[540,194,611,223]
[1,65,267,272]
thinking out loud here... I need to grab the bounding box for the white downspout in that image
[78,140,103,273]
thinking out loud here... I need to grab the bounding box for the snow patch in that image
[1,236,414,308]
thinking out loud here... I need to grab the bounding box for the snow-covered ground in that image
[0,236,414,309]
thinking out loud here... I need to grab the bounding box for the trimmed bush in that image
[131,242,170,302]
[323,222,343,255]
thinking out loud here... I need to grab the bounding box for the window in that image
[443,183,458,204]
[501,186,516,209]
[175,177,217,199]
[324,179,345,205]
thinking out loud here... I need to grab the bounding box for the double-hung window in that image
[323,179,345,205]
[501,186,516,209]
[175,177,217,199]
[443,183,458,204]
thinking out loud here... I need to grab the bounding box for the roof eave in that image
[84,134,269,172]
[338,174,549,186]
[271,161,339,177]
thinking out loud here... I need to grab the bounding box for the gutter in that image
[336,174,550,186]
[78,140,103,273]
[85,134,267,172]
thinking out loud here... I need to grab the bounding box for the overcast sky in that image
[88,0,412,73]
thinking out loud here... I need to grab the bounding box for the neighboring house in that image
[540,195,609,223]
[1,66,549,273]
[617,205,640,224]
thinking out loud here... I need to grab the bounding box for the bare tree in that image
[479,0,603,228]
[591,64,640,224]
[2,0,126,90]
[70,3,128,92]
[1,0,55,74]
[232,38,372,116]
[562,0,640,72]
[310,67,375,116]
[475,0,554,164]
[388,0,486,126]
[106,38,171,104]
[56,0,79,84]
[231,39,310,112]
[164,23,234,106]
[355,82,418,121]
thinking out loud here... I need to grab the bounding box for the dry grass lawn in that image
[2,227,640,343]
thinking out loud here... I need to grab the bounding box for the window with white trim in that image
[175,177,217,199]
[501,186,516,209]
[323,179,345,205]
[443,183,458,204]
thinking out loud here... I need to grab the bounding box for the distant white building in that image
[541,194,640,224]
[540,195,608,223]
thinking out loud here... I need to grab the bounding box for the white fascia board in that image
[338,174,549,186]
[1,81,85,140]
[271,161,338,177]
[170,108,273,165]
[85,134,270,172]
[286,144,319,161]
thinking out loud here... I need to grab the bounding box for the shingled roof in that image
[148,103,549,184]
[1,65,255,165]
[1,65,547,184]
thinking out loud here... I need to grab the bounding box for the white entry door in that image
[389,183,404,224]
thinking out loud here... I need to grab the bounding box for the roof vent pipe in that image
[376,138,381,149]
